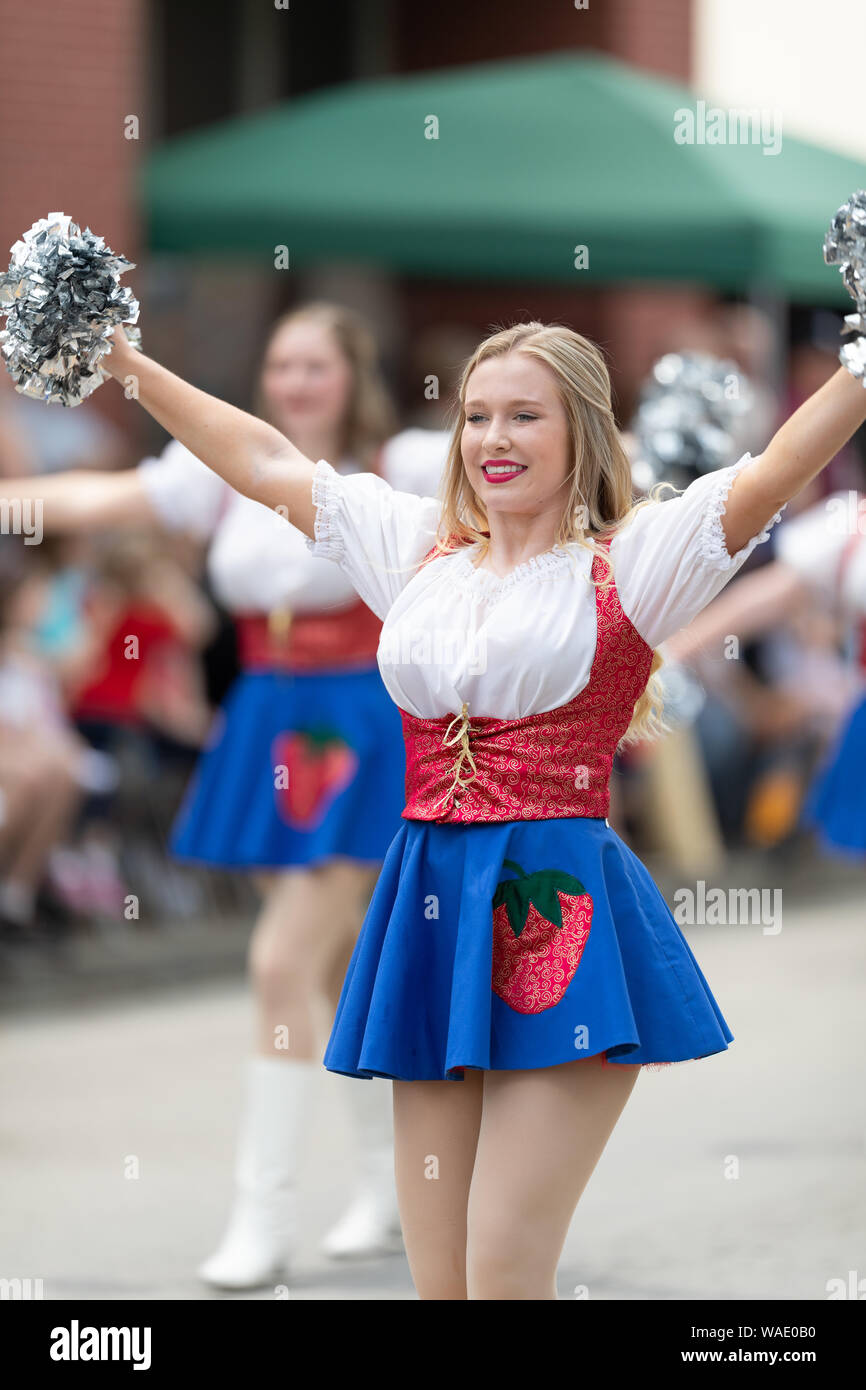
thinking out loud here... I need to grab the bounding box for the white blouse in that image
[304,451,787,720]
[774,490,866,615]
[137,429,450,614]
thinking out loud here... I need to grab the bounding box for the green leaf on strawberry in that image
[493,858,587,936]
[294,723,345,749]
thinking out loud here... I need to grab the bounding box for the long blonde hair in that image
[433,321,677,747]
[252,301,398,470]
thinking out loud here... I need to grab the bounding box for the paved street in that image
[1,874,864,1301]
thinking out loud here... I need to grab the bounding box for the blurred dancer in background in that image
[2,302,450,1287]
[666,487,866,858]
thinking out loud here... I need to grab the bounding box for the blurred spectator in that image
[0,528,217,931]
[668,573,861,851]
[70,531,216,747]
[0,547,105,932]
[53,532,218,918]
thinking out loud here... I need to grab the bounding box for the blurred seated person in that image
[666,551,862,852]
[60,532,216,907]
[69,531,216,750]
[0,546,101,930]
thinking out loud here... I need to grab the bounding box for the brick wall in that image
[0,0,700,438]
[0,0,145,436]
[395,0,691,84]
[602,0,692,83]
[395,0,697,417]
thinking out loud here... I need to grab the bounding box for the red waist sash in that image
[235,598,381,673]
[398,541,655,823]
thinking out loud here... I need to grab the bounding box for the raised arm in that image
[0,467,159,533]
[722,366,866,555]
[101,326,317,536]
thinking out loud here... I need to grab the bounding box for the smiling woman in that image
[464,364,576,536]
[93,303,866,1300]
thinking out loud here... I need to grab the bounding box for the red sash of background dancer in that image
[235,445,385,673]
[835,527,866,672]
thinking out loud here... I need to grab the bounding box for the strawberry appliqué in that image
[491,858,593,1014]
[272,726,358,831]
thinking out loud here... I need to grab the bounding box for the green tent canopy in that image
[142,50,866,303]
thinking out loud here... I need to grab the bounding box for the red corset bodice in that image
[399,539,654,823]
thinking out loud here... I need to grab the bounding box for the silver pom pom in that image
[824,190,866,382]
[0,211,141,407]
[840,335,866,380]
[630,352,755,492]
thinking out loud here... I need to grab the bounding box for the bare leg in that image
[312,925,357,1051]
[247,861,368,1058]
[391,1070,485,1299]
[466,1056,640,1299]
[4,750,80,887]
[251,870,275,898]
[317,861,378,1028]
[247,861,346,1056]
[0,730,82,921]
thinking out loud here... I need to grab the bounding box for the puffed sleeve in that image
[612,451,788,649]
[137,439,228,541]
[304,458,444,619]
[380,427,451,498]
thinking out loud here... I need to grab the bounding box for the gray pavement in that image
[1,866,864,1301]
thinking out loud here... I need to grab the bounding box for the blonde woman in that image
[96,314,866,1299]
[4,303,449,1288]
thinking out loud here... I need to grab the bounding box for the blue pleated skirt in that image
[323,815,734,1081]
[170,665,406,868]
[801,691,866,858]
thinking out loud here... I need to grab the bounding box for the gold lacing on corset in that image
[431,700,478,810]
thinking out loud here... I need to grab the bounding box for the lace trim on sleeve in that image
[700,452,787,572]
[304,458,345,561]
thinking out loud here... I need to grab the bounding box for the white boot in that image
[198,1056,316,1290]
[320,1076,404,1260]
